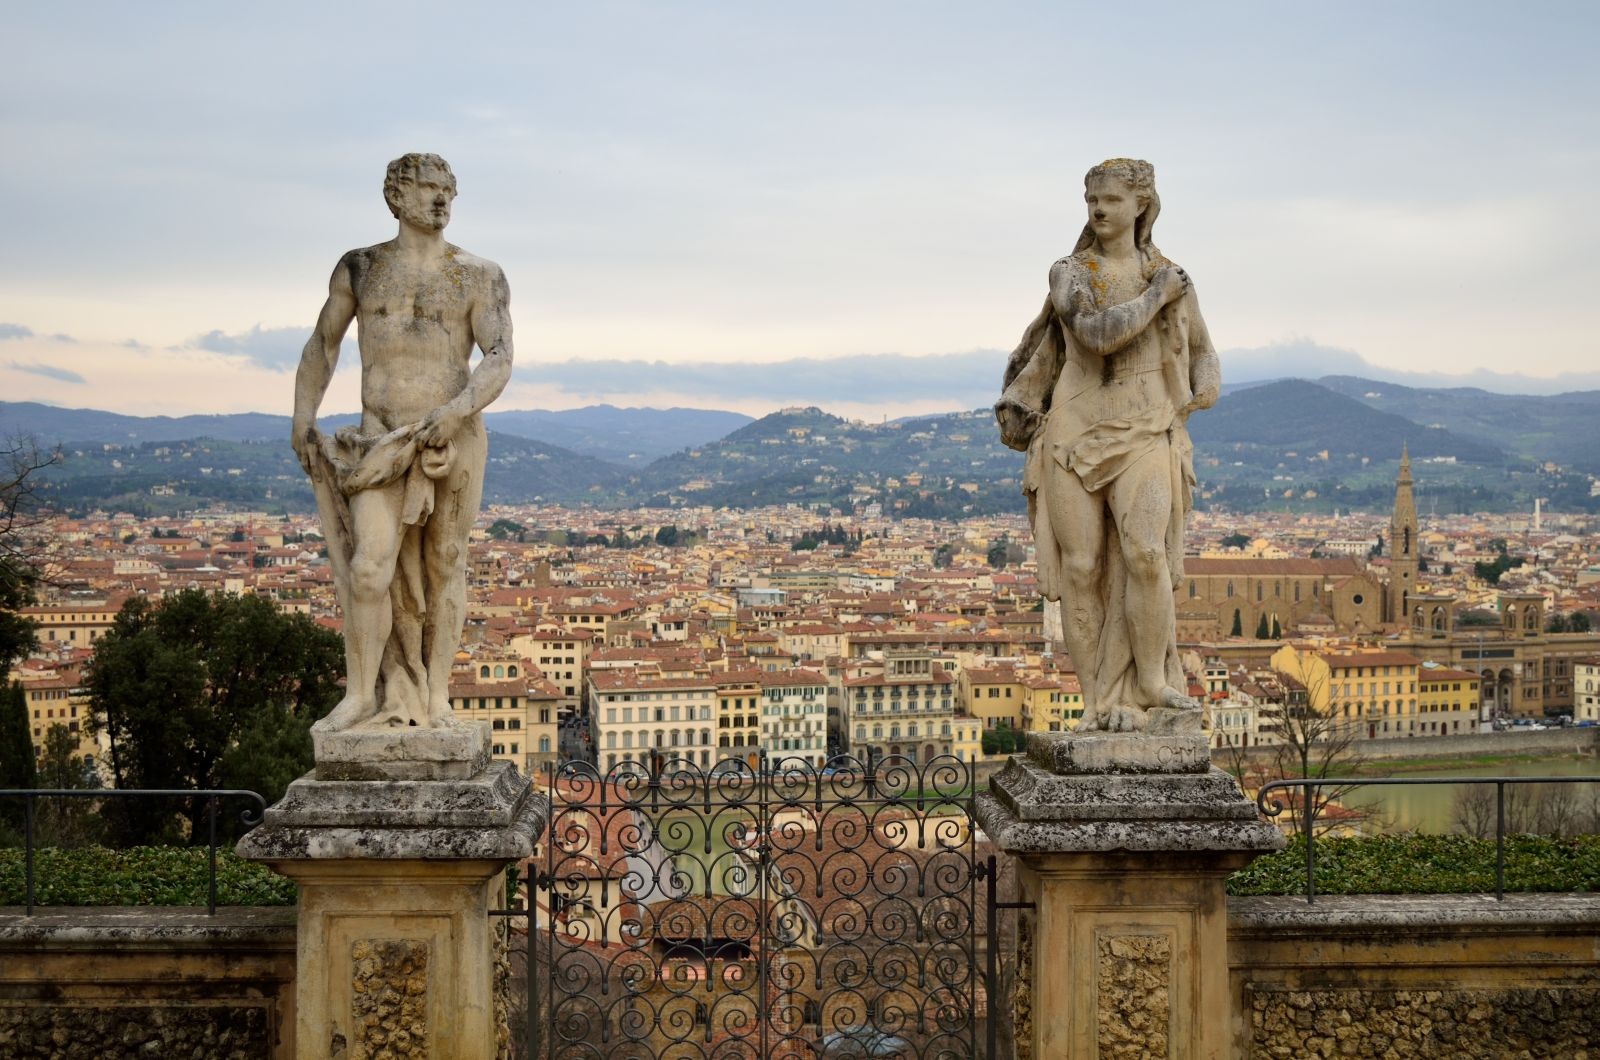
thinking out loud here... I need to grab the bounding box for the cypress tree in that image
[1231,609,1243,637]
[0,682,36,837]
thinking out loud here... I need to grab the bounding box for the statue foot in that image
[1157,686,1201,711]
[426,699,457,728]
[1108,704,1147,733]
[313,694,373,734]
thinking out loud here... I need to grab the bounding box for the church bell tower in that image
[1387,444,1419,625]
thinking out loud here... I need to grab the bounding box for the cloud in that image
[0,324,35,340]
[537,350,1003,405]
[190,324,311,372]
[7,361,86,384]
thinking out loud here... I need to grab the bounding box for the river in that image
[1336,757,1600,833]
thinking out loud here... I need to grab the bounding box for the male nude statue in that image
[995,158,1219,733]
[291,153,512,732]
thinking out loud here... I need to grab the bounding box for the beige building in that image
[758,668,828,767]
[1177,557,1385,643]
[448,656,560,776]
[841,649,958,765]
[590,670,717,774]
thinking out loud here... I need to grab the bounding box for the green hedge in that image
[0,846,295,907]
[1227,833,1600,897]
[5,835,1599,908]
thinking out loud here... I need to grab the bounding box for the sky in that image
[2,1,1598,421]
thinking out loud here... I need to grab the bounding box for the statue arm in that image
[1053,259,1169,356]
[1183,291,1222,412]
[420,264,513,447]
[290,258,357,471]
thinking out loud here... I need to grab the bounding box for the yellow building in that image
[1417,664,1483,736]
[448,655,560,774]
[959,665,1026,733]
[714,668,764,765]
[951,716,983,763]
[1023,673,1084,733]
[1271,645,1421,740]
[17,668,103,768]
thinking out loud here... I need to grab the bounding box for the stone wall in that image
[1230,893,1600,1058]
[0,907,296,1059]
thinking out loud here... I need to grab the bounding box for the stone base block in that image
[312,720,490,781]
[1028,730,1211,775]
[237,761,542,862]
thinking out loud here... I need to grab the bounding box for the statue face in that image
[391,161,455,232]
[1084,174,1142,246]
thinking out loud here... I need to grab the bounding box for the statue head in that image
[383,153,457,231]
[1073,157,1161,257]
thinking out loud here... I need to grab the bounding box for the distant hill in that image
[6,381,1599,515]
[0,401,750,467]
[29,430,632,517]
[1188,379,1505,465]
[637,407,1024,517]
[483,405,752,465]
[1315,376,1600,474]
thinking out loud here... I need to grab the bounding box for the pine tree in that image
[1231,609,1243,637]
[1271,616,1282,639]
[1255,614,1271,639]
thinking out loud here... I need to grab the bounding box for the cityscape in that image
[12,445,1600,789]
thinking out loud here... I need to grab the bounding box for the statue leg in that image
[315,483,405,731]
[1108,442,1188,712]
[420,424,486,727]
[1042,463,1108,729]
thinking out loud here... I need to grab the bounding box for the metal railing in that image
[1255,775,1600,903]
[0,788,268,916]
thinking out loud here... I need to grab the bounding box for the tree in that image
[1230,609,1243,637]
[488,518,526,542]
[1220,532,1251,550]
[986,536,1010,569]
[0,681,36,839]
[1,435,61,678]
[1271,616,1282,640]
[86,590,344,844]
[1369,533,1384,558]
[1263,662,1370,838]
[1255,614,1270,639]
[654,525,679,547]
[32,724,100,847]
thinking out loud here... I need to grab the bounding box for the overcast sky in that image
[3,1,1597,420]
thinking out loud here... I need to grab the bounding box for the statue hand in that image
[1153,265,1191,306]
[1186,385,1219,412]
[994,397,1042,452]
[419,406,465,448]
[291,421,320,476]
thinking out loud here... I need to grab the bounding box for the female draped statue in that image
[995,159,1220,733]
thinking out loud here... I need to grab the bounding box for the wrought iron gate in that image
[508,753,980,1059]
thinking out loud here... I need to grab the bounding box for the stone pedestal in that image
[975,731,1282,1060]
[237,727,546,1060]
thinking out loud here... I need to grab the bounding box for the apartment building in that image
[1417,664,1484,736]
[590,671,717,774]
[840,649,957,765]
[758,668,828,767]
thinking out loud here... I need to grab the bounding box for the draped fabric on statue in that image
[305,424,455,727]
[997,248,1217,728]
